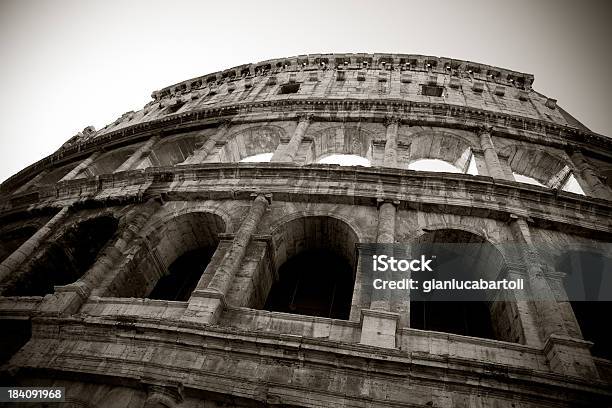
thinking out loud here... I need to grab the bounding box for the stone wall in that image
[0,54,611,407]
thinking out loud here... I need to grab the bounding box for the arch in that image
[268,211,367,246]
[108,211,226,299]
[265,215,360,319]
[140,131,209,168]
[139,204,234,238]
[501,145,575,189]
[400,131,476,174]
[409,228,519,343]
[77,145,139,177]
[3,215,119,296]
[307,125,374,164]
[218,125,284,162]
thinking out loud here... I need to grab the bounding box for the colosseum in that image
[0,53,611,407]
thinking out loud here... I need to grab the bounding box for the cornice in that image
[2,164,610,239]
[2,98,610,193]
[152,53,536,99]
[16,316,611,404]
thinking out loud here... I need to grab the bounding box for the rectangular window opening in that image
[421,84,444,97]
[278,83,301,95]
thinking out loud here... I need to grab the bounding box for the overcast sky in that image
[1,0,611,183]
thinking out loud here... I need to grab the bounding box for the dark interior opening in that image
[0,319,32,365]
[421,84,444,97]
[411,301,496,339]
[408,228,507,342]
[569,301,612,360]
[278,83,300,95]
[0,226,37,263]
[264,249,354,319]
[4,216,118,297]
[165,100,186,114]
[148,248,215,301]
[558,250,612,360]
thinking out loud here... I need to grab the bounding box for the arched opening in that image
[557,250,612,360]
[513,173,545,186]
[107,212,225,300]
[219,126,282,163]
[317,154,370,167]
[308,126,373,165]
[0,319,31,365]
[505,146,584,194]
[240,152,273,163]
[3,216,119,297]
[402,132,478,175]
[148,248,216,301]
[76,146,138,177]
[409,229,517,342]
[139,131,211,168]
[0,226,38,263]
[265,216,359,319]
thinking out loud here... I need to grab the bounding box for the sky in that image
[1,0,611,183]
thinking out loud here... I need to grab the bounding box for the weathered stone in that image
[0,53,611,407]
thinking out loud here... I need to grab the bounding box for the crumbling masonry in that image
[1,53,611,407]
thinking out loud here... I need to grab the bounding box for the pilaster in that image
[115,135,160,172]
[0,206,71,290]
[271,114,312,162]
[382,116,400,168]
[59,151,101,182]
[478,127,506,180]
[182,121,231,165]
[183,193,270,324]
[569,149,612,200]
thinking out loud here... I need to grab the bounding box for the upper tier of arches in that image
[12,121,606,201]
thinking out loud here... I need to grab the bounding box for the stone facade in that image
[0,53,611,407]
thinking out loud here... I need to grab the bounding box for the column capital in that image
[251,192,272,205]
[296,113,314,123]
[477,124,494,136]
[376,197,400,208]
[218,118,233,128]
[384,115,401,127]
[508,213,533,223]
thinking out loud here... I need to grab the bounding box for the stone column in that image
[114,135,160,173]
[271,114,312,162]
[369,199,397,311]
[59,151,101,181]
[49,199,162,314]
[360,198,401,348]
[182,121,231,165]
[382,116,400,167]
[478,127,506,180]
[184,194,270,324]
[509,214,598,378]
[0,206,71,289]
[569,149,612,200]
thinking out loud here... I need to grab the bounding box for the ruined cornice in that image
[152,53,536,99]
